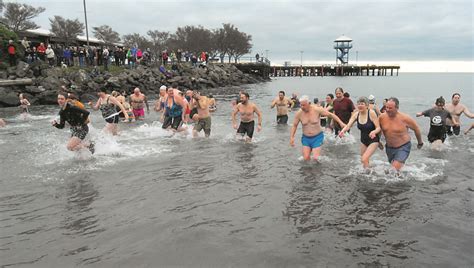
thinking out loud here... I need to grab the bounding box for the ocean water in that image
[0,73,473,267]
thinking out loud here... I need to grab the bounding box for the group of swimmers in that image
[1,85,472,174]
[275,89,473,172]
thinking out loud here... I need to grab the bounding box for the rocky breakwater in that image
[0,61,269,107]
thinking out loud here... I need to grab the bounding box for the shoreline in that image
[0,61,269,107]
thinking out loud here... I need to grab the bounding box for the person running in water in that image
[189,91,212,137]
[52,92,94,153]
[445,93,473,136]
[271,90,292,124]
[162,84,186,131]
[129,87,149,120]
[324,93,335,132]
[290,95,345,161]
[208,94,217,112]
[19,93,31,116]
[338,96,381,169]
[0,118,6,127]
[333,87,355,135]
[89,88,128,135]
[379,97,423,172]
[416,96,459,149]
[232,92,263,142]
[155,85,168,121]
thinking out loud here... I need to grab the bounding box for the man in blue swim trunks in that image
[290,95,345,161]
[379,97,424,171]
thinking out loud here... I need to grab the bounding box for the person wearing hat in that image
[155,85,168,121]
[45,44,55,67]
[368,95,381,116]
[416,96,458,149]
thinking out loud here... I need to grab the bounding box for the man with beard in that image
[271,91,292,124]
[232,92,263,142]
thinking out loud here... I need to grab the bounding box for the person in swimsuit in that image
[190,91,212,137]
[445,93,473,136]
[53,92,94,153]
[338,97,382,169]
[271,91,292,124]
[19,93,31,115]
[89,88,128,135]
[162,84,186,131]
[416,96,459,149]
[290,93,300,110]
[208,94,217,112]
[155,85,168,122]
[232,92,263,142]
[129,87,149,120]
[324,94,335,132]
[113,91,135,122]
[379,97,423,171]
[290,95,345,161]
[0,118,6,127]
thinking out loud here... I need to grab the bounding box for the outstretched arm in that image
[320,108,345,130]
[462,106,474,118]
[145,96,150,112]
[369,110,381,138]
[338,110,358,137]
[110,96,129,120]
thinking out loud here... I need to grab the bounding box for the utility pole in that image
[83,0,89,46]
[300,50,303,66]
[356,51,358,65]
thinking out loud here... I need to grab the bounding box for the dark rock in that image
[0,91,19,107]
[24,86,46,94]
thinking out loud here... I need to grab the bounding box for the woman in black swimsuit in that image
[338,96,382,169]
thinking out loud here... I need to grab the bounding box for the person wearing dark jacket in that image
[52,92,94,153]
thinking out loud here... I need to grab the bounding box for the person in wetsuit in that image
[338,97,382,169]
[52,92,94,153]
[416,96,459,149]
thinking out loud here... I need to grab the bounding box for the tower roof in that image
[334,35,353,42]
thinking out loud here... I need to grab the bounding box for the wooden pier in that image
[234,62,400,78]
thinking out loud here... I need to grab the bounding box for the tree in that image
[50,16,84,46]
[0,2,45,32]
[215,23,252,63]
[147,30,170,61]
[93,25,121,45]
[122,33,151,49]
[169,25,214,55]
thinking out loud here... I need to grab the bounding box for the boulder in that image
[0,90,19,107]
[24,86,46,94]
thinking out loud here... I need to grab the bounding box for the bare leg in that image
[311,147,322,161]
[391,160,404,171]
[430,139,443,151]
[67,137,89,151]
[104,123,118,135]
[302,146,311,161]
[361,143,379,168]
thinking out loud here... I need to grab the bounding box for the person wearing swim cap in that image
[445,93,474,135]
[53,92,95,153]
[416,96,459,148]
[89,88,128,135]
[290,95,345,161]
[379,97,423,171]
[338,96,381,169]
[271,91,292,124]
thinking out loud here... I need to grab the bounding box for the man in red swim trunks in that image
[129,87,149,120]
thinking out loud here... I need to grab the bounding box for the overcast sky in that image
[11,0,474,68]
